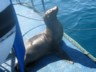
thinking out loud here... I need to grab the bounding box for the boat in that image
[0,0,16,64]
[0,0,96,72]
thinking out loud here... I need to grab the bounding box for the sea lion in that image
[15,6,72,72]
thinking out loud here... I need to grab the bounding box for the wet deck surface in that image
[0,5,96,72]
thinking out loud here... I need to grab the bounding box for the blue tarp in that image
[10,1,25,72]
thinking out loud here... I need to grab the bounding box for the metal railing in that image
[13,0,46,12]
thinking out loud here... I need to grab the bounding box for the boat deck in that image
[0,5,96,72]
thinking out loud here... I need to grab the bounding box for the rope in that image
[65,28,96,31]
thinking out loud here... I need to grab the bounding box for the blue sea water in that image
[13,0,96,58]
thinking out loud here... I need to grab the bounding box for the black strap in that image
[0,4,16,38]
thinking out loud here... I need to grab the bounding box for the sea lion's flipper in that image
[53,43,74,64]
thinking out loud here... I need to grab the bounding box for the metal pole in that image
[42,0,45,12]
[11,49,15,72]
[31,0,35,10]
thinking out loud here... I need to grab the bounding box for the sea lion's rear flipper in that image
[53,44,74,64]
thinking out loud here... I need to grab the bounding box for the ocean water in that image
[13,0,96,58]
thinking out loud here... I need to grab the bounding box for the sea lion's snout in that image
[51,6,58,14]
[49,6,58,13]
[44,6,58,21]
[46,6,58,15]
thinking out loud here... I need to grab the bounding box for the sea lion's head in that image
[43,6,58,23]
